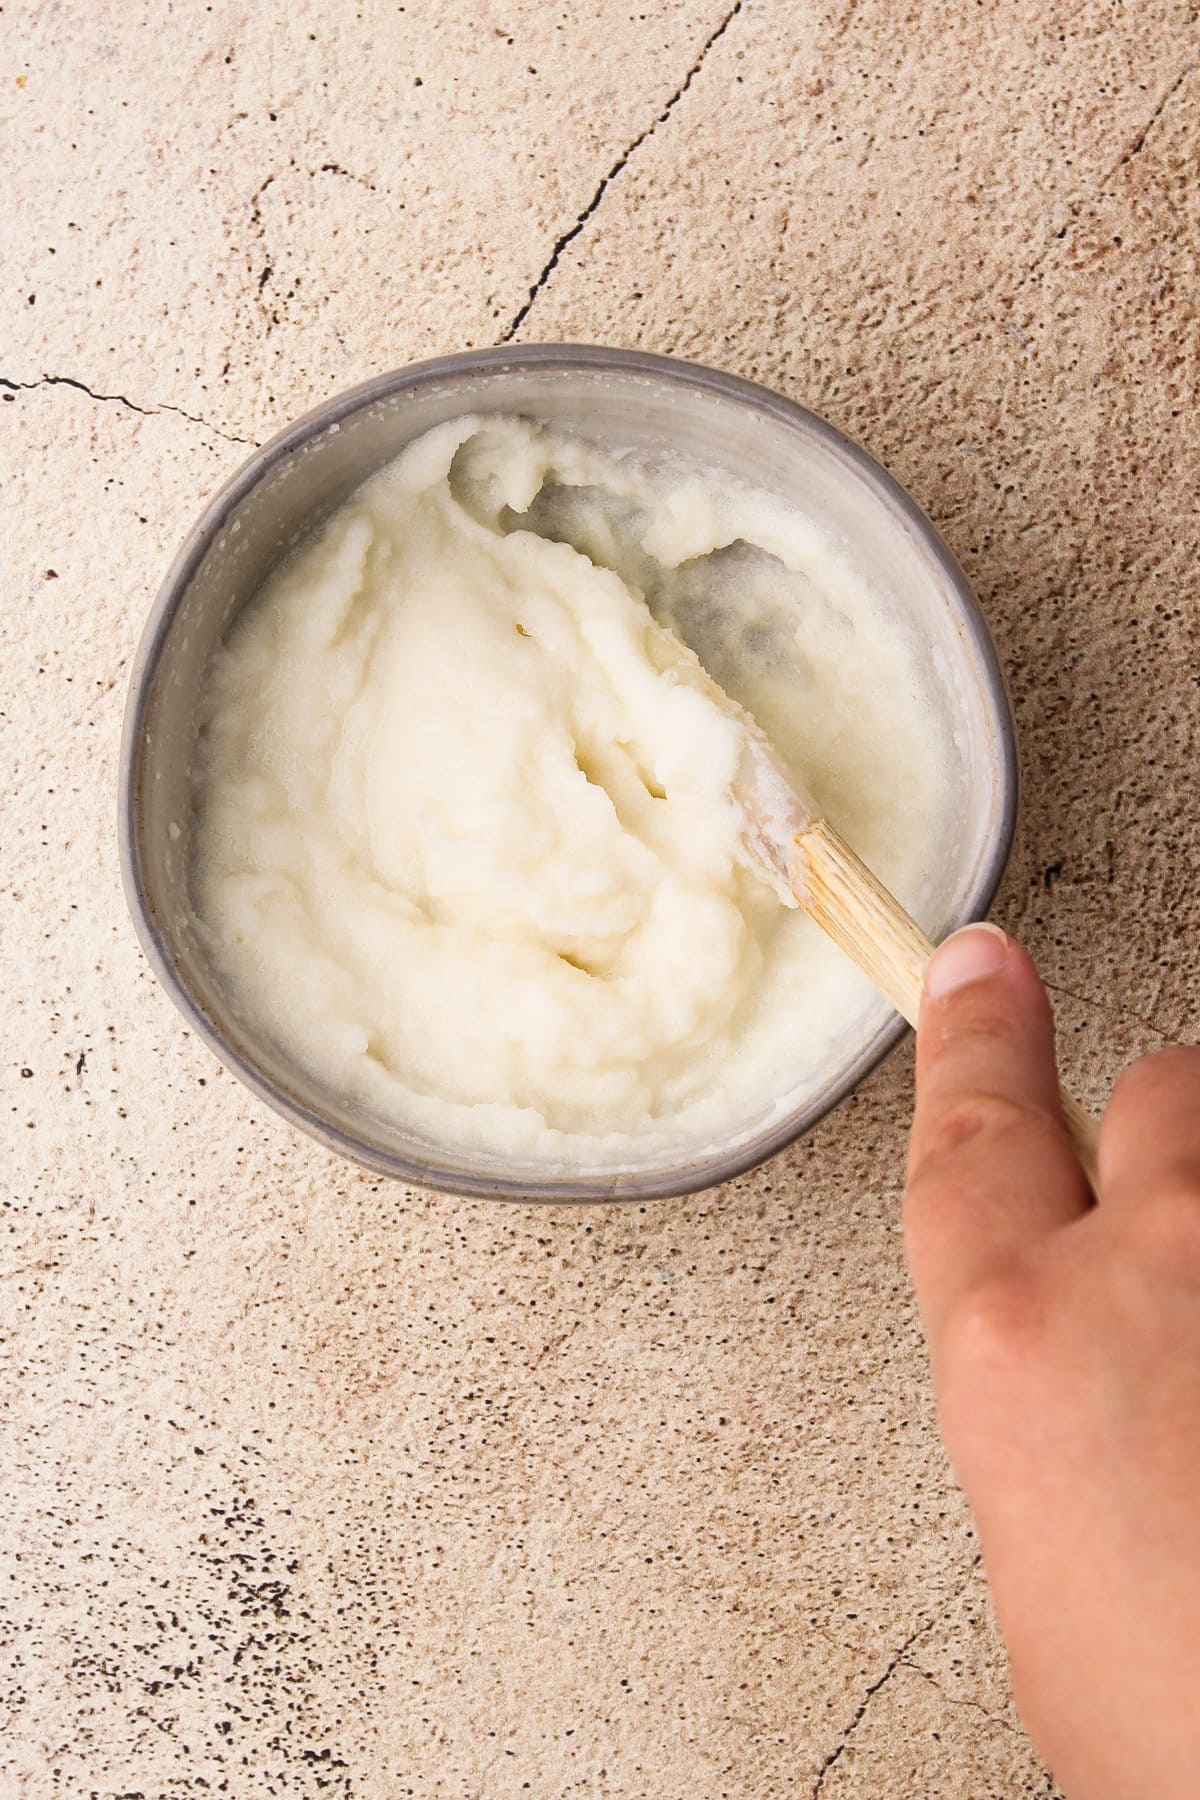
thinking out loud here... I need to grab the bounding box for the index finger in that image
[905,925,1091,1348]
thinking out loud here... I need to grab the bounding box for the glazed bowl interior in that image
[121,346,1015,1200]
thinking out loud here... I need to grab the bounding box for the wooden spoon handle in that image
[794,818,1100,1185]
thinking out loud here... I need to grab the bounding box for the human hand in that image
[905,923,1200,1800]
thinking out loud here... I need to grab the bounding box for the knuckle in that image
[939,1274,1043,1374]
[913,1091,1058,1182]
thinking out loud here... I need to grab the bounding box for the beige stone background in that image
[2,1,1198,1794]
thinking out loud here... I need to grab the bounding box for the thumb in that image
[905,924,1091,1349]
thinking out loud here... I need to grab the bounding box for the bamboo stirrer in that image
[795,818,1100,1184]
[647,614,1101,1185]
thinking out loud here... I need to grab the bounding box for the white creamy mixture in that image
[193,416,947,1166]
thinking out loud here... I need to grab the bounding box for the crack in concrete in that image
[498,1,744,341]
[246,171,284,335]
[810,1555,983,1795]
[1014,59,1196,301]
[897,1654,1022,1738]
[811,1621,870,1661]
[1108,59,1196,173]
[810,1621,929,1795]
[1042,976,1177,1045]
[316,160,377,193]
[0,372,252,446]
[1,371,153,417]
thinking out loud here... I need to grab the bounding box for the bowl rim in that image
[118,342,1018,1202]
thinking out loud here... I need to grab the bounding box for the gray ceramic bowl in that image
[119,345,1016,1201]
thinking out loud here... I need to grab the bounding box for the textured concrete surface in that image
[2,2,1198,1794]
